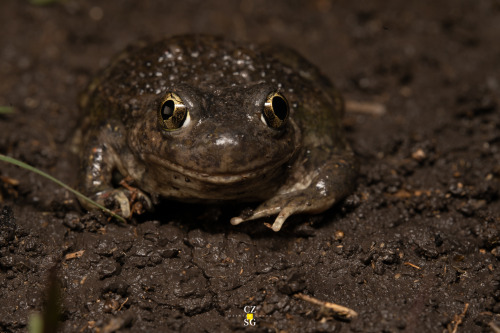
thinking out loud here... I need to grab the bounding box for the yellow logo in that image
[243,306,256,326]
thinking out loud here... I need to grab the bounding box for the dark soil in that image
[1,1,499,332]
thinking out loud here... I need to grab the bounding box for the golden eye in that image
[261,92,289,129]
[158,92,190,131]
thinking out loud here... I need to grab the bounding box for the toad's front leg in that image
[79,122,152,218]
[231,149,357,231]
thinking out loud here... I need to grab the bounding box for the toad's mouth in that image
[144,153,294,185]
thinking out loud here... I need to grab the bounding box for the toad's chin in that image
[140,154,292,201]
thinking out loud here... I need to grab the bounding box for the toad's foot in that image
[231,156,357,231]
[230,191,335,232]
[92,187,152,219]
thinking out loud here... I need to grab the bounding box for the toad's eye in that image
[158,92,190,131]
[261,92,289,129]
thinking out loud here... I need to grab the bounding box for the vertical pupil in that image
[161,100,175,119]
[272,96,288,120]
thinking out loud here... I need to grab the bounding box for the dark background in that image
[0,1,499,332]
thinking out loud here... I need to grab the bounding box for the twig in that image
[345,100,386,116]
[404,262,421,270]
[449,303,469,333]
[489,322,500,333]
[294,293,358,319]
[65,250,85,260]
[117,297,129,312]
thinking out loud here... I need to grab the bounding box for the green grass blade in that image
[0,153,125,223]
[0,106,14,114]
[28,313,43,333]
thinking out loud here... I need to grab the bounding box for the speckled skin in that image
[79,35,357,231]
